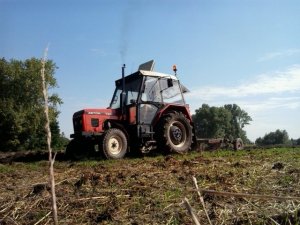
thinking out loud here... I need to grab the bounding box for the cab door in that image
[137,76,162,136]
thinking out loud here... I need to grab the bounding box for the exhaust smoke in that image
[119,1,139,63]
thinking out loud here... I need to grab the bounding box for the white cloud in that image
[243,98,300,141]
[186,65,300,141]
[258,49,300,62]
[188,65,300,101]
[239,97,300,113]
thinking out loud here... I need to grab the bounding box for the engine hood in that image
[73,108,119,118]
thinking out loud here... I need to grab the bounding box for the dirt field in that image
[0,148,299,225]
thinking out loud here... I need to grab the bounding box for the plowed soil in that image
[0,148,300,224]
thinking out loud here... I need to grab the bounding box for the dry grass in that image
[0,148,299,224]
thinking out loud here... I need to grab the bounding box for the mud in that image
[0,148,299,224]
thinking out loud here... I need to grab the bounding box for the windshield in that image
[109,76,142,109]
[141,76,184,104]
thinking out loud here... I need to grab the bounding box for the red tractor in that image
[66,60,243,159]
[66,60,197,159]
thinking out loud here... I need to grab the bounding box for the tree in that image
[0,57,64,151]
[255,129,290,146]
[193,104,231,138]
[224,104,252,142]
[51,120,69,150]
[192,104,252,143]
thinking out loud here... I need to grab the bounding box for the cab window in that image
[142,76,162,102]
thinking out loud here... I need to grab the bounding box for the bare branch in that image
[34,211,51,225]
[200,189,300,201]
[41,45,58,225]
[192,176,213,225]
[183,197,201,225]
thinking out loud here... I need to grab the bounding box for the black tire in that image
[156,112,193,154]
[102,128,127,159]
[234,138,244,150]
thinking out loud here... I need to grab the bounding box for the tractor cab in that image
[106,61,191,153]
[109,65,187,111]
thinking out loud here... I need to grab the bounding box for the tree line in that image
[255,129,300,146]
[192,104,299,146]
[192,103,252,143]
[0,57,68,151]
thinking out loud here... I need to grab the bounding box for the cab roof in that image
[115,70,189,93]
[139,70,178,80]
[115,70,178,84]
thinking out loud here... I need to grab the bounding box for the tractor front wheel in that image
[102,128,127,159]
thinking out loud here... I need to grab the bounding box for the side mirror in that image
[167,79,174,88]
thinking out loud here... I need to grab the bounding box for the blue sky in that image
[1,0,300,141]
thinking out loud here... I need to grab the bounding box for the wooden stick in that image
[193,177,213,225]
[34,211,51,225]
[183,197,201,225]
[77,196,108,201]
[41,45,58,225]
[76,194,130,201]
[201,189,300,201]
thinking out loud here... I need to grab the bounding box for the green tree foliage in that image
[255,129,290,146]
[0,57,66,151]
[290,138,300,145]
[192,103,252,143]
[224,104,252,142]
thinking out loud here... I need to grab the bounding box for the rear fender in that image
[152,104,192,126]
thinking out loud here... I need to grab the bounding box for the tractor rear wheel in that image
[102,128,127,159]
[156,112,193,154]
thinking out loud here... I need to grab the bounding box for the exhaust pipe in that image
[122,64,125,94]
[121,64,126,116]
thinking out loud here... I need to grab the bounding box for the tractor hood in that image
[73,108,120,118]
[82,108,118,117]
[72,108,120,136]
